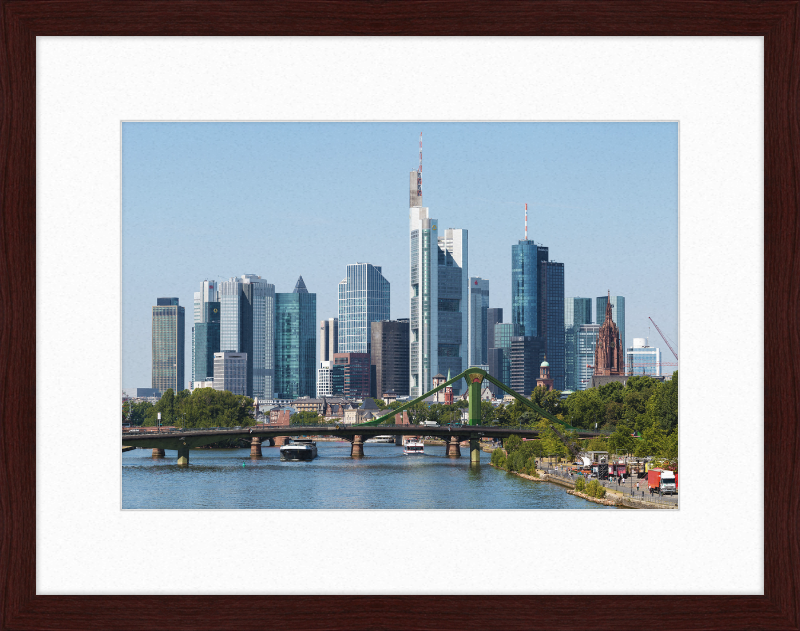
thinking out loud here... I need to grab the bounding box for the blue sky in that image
[122,122,679,393]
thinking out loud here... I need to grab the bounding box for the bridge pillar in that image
[446,437,461,458]
[177,444,190,466]
[351,435,365,458]
[273,436,290,447]
[152,448,165,457]
[250,437,262,457]
[470,439,481,464]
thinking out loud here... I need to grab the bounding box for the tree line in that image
[122,388,255,429]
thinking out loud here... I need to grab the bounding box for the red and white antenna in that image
[417,132,422,198]
[525,203,528,240]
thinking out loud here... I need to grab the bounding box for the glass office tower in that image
[576,324,600,391]
[565,297,592,391]
[219,275,275,399]
[338,263,390,355]
[192,280,217,383]
[436,228,468,395]
[152,297,185,393]
[193,301,220,382]
[275,277,316,399]
[409,205,438,397]
[512,240,565,391]
[468,277,489,367]
[627,338,662,376]
[511,240,540,337]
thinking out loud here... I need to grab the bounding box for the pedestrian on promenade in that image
[636,481,640,492]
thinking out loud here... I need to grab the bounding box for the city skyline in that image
[122,122,678,393]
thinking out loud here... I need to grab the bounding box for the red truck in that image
[647,468,677,495]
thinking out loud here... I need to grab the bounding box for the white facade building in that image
[213,351,248,396]
[409,203,439,397]
[626,338,662,377]
[317,360,333,398]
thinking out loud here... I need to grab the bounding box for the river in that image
[121,441,616,510]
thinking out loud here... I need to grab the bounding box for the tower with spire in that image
[274,276,317,399]
[593,291,624,377]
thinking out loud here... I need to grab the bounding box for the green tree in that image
[504,434,523,455]
[291,410,323,425]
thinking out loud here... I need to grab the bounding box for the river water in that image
[122,441,615,510]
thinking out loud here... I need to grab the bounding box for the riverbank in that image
[489,462,677,509]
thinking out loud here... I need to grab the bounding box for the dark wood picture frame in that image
[1,2,797,629]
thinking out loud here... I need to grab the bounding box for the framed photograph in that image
[2,2,797,629]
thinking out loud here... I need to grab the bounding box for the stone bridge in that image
[121,424,601,465]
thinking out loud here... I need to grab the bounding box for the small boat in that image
[404,439,424,455]
[280,438,318,461]
[366,435,395,443]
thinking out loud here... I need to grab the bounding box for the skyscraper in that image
[492,322,520,390]
[596,294,626,368]
[511,239,565,390]
[565,298,592,391]
[275,276,317,399]
[468,277,489,367]
[576,324,600,390]
[152,297,185,392]
[212,351,247,396]
[371,319,410,397]
[487,307,503,351]
[511,335,544,397]
[408,143,467,397]
[332,352,371,399]
[192,280,217,384]
[319,317,338,362]
[338,263,390,355]
[437,228,468,395]
[219,275,276,398]
[193,301,220,383]
[409,204,439,398]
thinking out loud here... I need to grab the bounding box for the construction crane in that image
[648,317,678,361]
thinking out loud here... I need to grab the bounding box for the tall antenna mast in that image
[525,203,528,240]
[417,132,422,199]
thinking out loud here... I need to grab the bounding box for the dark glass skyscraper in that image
[371,319,410,397]
[152,297,185,392]
[193,301,220,382]
[275,276,317,399]
[511,240,565,390]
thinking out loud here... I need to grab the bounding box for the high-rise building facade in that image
[493,322,520,389]
[317,360,333,398]
[338,263,390,355]
[487,307,503,351]
[576,324,600,390]
[152,297,185,393]
[319,317,338,362]
[541,261,565,390]
[510,335,544,397]
[627,338,662,376]
[371,319,410,397]
[468,277,490,367]
[192,280,217,384]
[332,352,371,399]
[408,147,467,397]
[409,205,439,398]
[275,277,317,399]
[193,301,220,382]
[596,294,626,368]
[511,240,565,391]
[219,275,275,399]
[436,228,468,395]
[212,351,248,396]
[564,298,592,391]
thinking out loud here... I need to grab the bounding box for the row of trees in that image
[122,388,255,429]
